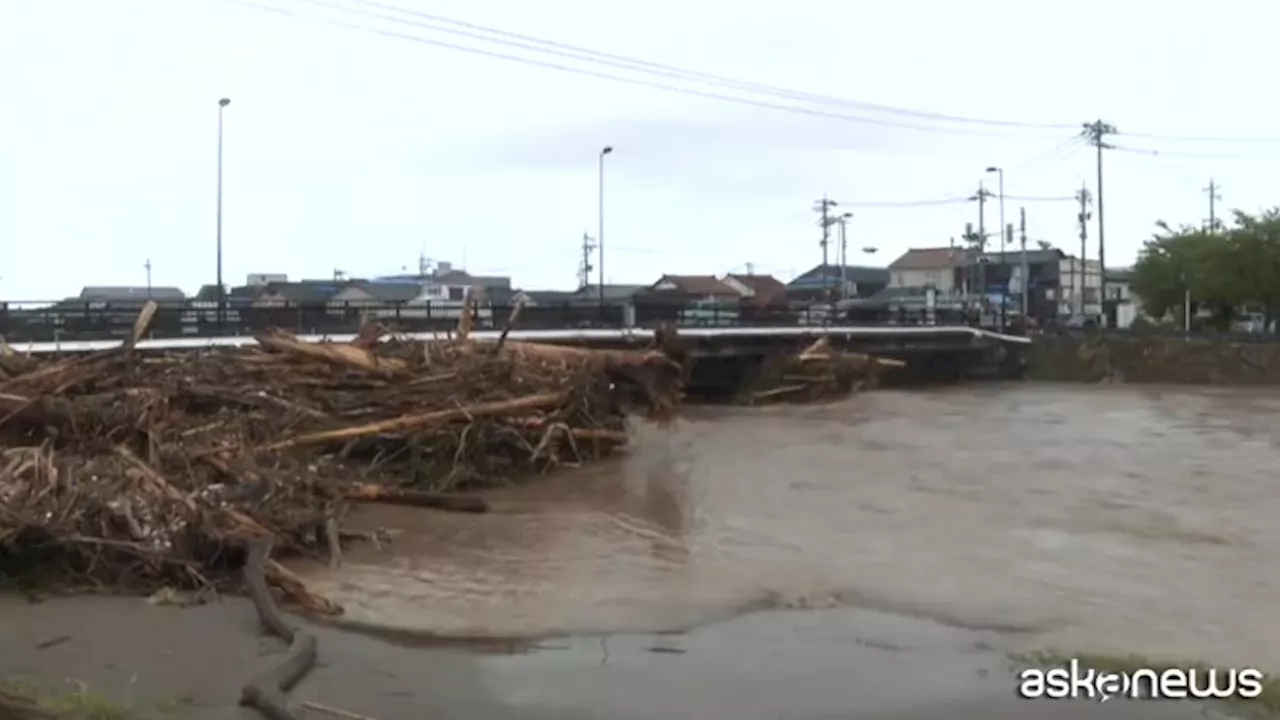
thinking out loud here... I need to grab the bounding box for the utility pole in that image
[1082,120,1117,325]
[597,145,614,309]
[836,213,853,301]
[971,184,994,315]
[963,223,975,296]
[812,196,839,300]
[1003,223,1013,329]
[1018,208,1028,317]
[1203,178,1222,231]
[1075,184,1093,318]
[216,97,230,328]
[144,259,152,297]
[578,231,596,290]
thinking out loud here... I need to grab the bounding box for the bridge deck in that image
[5,325,1030,354]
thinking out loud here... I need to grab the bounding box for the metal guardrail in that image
[0,300,985,344]
[6,326,1034,355]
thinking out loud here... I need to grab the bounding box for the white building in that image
[1105,268,1142,328]
[1048,256,1103,319]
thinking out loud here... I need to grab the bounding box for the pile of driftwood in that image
[0,303,682,610]
[744,337,906,404]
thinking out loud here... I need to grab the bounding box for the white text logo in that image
[1019,659,1265,702]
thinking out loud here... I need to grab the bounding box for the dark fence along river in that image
[293,383,1280,670]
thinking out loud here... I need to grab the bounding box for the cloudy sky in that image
[3,0,1278,301]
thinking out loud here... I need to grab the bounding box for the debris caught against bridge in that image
[0,310,682,610]
[743,337,907,404]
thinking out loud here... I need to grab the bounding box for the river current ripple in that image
[294,383,1280,670]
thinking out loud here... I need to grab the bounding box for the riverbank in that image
[0,594,1241,720]
[1027,333,1280,384]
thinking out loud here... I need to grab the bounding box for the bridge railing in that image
[0,299,985,343]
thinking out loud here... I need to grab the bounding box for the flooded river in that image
[296,383,1280,671]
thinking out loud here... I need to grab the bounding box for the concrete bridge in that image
[5,324,1028,354]
[8,325,1029,396]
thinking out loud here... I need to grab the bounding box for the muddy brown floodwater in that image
[295,382,1280,671]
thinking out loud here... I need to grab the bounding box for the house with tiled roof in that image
[721,273,788,308]
[887,247,972,293]
[636,274,739,304]
[786,264,889,301]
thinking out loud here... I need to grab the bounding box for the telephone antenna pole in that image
[1082,120,1117,323]
[1075,183,1093,318]
[812,195,840,300]
[578,231,597,290]
[970,183,995,310]
[1203,178,1222,231]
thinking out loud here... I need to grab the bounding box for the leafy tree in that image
[1130,209,1280,329]
[1225,208,1280,325]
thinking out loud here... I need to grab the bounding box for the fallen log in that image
[256,392,567,452]
[240,536,317,720]
[341,484,489,513]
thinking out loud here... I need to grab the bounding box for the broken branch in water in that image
[240,536,318,720]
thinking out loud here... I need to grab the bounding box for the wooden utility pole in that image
[1203,178,1222,231]
[1082,120,1116,323]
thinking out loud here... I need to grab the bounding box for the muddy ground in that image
[0,594,1235,720]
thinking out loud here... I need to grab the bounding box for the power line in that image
[1111,144,1240,160]
[308,0,1075,132]
[220,0,1280,146]
[842,197,971,208]
[842,136,1086,209]
[220,0,1063,138]
[1121,130,1280,144]
[841,194,1073,208]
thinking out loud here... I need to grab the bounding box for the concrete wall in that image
[1027,334,1280,384]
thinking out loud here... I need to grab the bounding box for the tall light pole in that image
[985,166,1006,330]
[217,97,230,327]
[836,211,853,301]
[597,145,613,310]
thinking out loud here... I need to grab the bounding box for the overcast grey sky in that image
[3,0,1278,300]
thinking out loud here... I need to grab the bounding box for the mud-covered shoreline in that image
[0,594,1240,720]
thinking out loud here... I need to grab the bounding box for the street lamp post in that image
[217,97,230,328]
[837,211,853,301]
[985,166,1006,331]
[597,145,613,313]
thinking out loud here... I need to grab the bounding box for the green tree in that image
[1131,209,1280,330]
[1225,208,1280,326]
